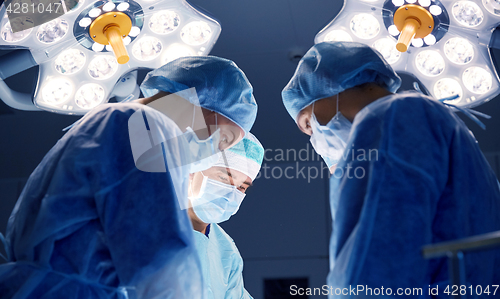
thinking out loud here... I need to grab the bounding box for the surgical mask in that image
[309,95,352,169]
[183,127,221,173]
[190,172,246,224]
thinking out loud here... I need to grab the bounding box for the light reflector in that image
[463,67,492,94]
[415,50,445,77]
[149,10,181,34]
[162,43,195,64]
[350,13,380,39]
[373,38,401,64]
[444,37,474,65]
[452,1,484,27]
[88,56,119,80]
[75,83,105,109]
[434,78,463,104]
[180,21,212,45]
[36,19,69,44]
[132,36,162,61]
[42,79,73,105]
[324,30,353,42]
[1,21,32,42]
[55,49,86,75]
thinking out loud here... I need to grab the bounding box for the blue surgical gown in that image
[328,92,500,298]
[193,224,252,299]
[0,103,203,299]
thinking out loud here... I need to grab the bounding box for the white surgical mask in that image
[309,94,352,169]
[183,113,225,173]
[183,127,221,173]
[190,172,246,223]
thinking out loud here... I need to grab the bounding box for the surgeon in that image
[187,132,263,299]
[0,56,257,298]
[282,42,500,297]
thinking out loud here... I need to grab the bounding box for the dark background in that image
[1,1,500,298]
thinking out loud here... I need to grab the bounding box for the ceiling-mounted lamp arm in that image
[0,78,39,111]
[0,49,38,79]
[0,50,40,111]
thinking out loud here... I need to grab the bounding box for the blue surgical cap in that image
[282,42,402,121]
[213,132,264,180]
[140,56,258,133]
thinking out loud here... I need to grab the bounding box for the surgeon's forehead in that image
[211,166,236,177]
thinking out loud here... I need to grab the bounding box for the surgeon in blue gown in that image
[0,56,258,299]
[188,132,264,299]
[282,42,500,298]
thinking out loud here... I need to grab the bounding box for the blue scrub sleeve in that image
[89,105,201,298]
[56,104,202,298]
[0,104,203,298]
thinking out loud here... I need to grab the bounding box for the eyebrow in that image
[220,168,253,187]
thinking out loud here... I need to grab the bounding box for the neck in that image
[341,84,392,122]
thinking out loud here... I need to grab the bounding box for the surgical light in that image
[429,5,442,16]
[42,79,73,105]
[149,10,180,35]
[419,0,431,7]
[434,78,463,104]
[444,37,474,65]
[423,34,436,45]
[393,0,404,7]
[324,30,353,42]
[315,0,500,108]
[128,26,140,37]
[36,19,69,44]
[412,37,424,47]
[180,21,213,45]
[55,49,86,75]
[1,20,32,42]
[373,38,401,64]
[482,0,500,16]
[75,83,105,109]
[463,67,493,94]
[350,13,380,39]
[452,1,484,27]
[416,50,445,76]
[88,55,118,79]
[162,43,195,64]
[0,0,222,114]
[132,36,162,61]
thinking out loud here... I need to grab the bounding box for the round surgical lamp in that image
[315,0,500,108]
[0,0,221,114]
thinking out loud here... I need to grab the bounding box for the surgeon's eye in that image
[238,186,247,192]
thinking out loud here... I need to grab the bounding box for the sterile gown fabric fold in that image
[193,224,252,299]
[328,92,500,298]
[0,103,203,299]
